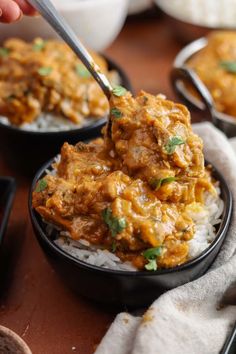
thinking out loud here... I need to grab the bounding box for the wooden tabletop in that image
[0,15,201,354]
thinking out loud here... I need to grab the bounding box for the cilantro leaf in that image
[143,96,148,104]
[143,247,162,260]
[38,67,53,76]
[145,259,157,271]
[220,61,236,74]
[111,241,117,253]
[149,177,176,190]
[102,207,127,237]
[33,40,46,52]
[164,136,185,154]
[76,64,91,78]
[143,246,162,271]
[0,47,9,58]
[112,86,127,97]
[35,179,47,193]
[111,107,123,119]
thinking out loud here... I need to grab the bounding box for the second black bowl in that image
[29,158,232,309]
[0,55,132,175]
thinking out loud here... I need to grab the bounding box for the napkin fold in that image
[95,123,236,354]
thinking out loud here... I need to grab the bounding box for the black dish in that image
[29,159,232,309]
[170,37,236,138]
[0,177,16,248]
[0,55,132,175]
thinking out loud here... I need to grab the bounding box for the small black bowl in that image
[0,55,132,175]
[29,159,232,309]
[170,37,236,138]
[0,177,16,248]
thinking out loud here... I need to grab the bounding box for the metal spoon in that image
[27,0,113,100]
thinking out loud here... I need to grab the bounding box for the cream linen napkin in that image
[95,122,236,354]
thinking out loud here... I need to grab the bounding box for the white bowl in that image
[128,0,153,15]
[155,0,236,28]
[0,0,129,51]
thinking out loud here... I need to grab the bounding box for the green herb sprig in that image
[35,179,47,193]
[38,67,53,76]
[112,86,127,97]
[149,177,176,190]
[33,40,46,52]
[111,107,123,119]
[143,247,162,271]
[111,241,117,253]
[102,207,127,237]
[0,48,9,58]
[164,136,185,154]
[220,60,236,74]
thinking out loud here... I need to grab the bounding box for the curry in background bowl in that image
[171,31,236,137]
[0,38,132,173]
[0,38,118,130]
[29,89,232,307]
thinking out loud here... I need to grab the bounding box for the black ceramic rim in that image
[172,36,236,126]
[0,54,132,137]
[29,157,233,277]
[0,177,16,245]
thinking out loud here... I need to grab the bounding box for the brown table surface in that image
[0,15,202,354]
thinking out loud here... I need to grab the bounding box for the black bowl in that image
[29,159,232,309]
[170,37,236,138]
[0,55,132,175]
[0,177,16,248]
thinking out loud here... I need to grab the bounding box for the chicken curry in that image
[0,38,116,126]
[188,31,236,117]
[32,89,216,270]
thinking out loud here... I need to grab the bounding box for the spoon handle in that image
[27,0,113,99]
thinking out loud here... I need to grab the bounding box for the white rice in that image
[0,114,98,132]
[54,236,137,271]
[187,186,224,259]
[48,184,223,272]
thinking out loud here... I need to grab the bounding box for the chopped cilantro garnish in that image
[164,136,185,154]
[149,177,176,190]
[111,107,123,119]
[35,179,47,193]
[145,259,158,271]
[0,47,9,58]
[38,67,52,76]
[111,241,117,253]
[143,247,162,259]
[76,64,91,78]
[143,247,162,271]
[33,40,46,52]
[220,61,236,74]
[102,207,127,237]
[112,85,127,97]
